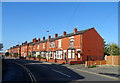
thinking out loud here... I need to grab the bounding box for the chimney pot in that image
[55,34,58,38]
[43,37,45,40]
[74,28,77,33]
[63,31,67,36]
[38,38,40,42]
[48,36,51,40]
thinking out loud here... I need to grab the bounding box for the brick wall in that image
[85,60,106,66]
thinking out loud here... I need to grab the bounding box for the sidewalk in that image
[41,60,120,79]
[63,64,120,78]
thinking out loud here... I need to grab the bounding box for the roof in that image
[49,28,92,42]
[9,28,93,49]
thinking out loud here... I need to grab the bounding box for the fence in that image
[106,56,120,65]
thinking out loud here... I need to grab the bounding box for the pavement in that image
[2,58,120,82]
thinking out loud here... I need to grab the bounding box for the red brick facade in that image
[6,28,104,63]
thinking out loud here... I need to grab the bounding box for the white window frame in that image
[43,43,45,49]
[50,41,55,48]
[58,39,62,48]
[37,45,39,49]
[41,51,46,58]
[56,50,62,59]
[68,50,75,59]
[69,37,74,46]
[68,50,71,58]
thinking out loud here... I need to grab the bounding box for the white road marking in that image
[52,69,71,78]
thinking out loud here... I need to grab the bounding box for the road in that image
[2,59,119,83]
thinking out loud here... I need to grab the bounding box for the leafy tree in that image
[108,43,120,55]
[104,41,110,55]
[104,41,120,56]
[5,52,9,57]
[14,53,18,57]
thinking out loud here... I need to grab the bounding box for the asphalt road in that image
[2,59,119,83]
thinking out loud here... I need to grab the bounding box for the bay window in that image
[56,50,62,59]
[68,50,75,59]
[41,51,46,58]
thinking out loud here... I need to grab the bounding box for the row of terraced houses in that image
[6,28,104,64]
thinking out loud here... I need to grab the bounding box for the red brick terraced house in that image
[20,41,29,58]
[6,28,104,64]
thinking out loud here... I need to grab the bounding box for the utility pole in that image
[0,43,3,51]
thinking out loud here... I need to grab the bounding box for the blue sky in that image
[2,2,118,52]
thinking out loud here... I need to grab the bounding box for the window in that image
[70,37,74,46]
[50,42,55,48]
[72,50,75,58]
[37,45,39,49]
[58,39,62,48]
[68,50,71,58]
[48,51,52,58]
[68,50,75,59]
[41,51,46,58]
[56,50,62,59]
[43,43,45,49]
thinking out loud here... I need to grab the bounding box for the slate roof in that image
[11,28,93,48]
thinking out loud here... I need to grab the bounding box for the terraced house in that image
[7,28,104,64]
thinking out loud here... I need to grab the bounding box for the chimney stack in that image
[63,31,67,36]
[38,38,40,42]
[25,41,27,44]
[48,36,51,40]
[55,34,58,38]
[43,37,45,40]
[74,28,77,33]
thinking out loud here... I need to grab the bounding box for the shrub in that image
[37,55,41,58]
[88,65,97,68]
[28,55,31,58]
[14,53,18,57]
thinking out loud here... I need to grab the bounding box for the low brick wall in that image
[35,58,40,61]
[106,56,120,65]
[26,57,30,60]
[16,57,19,59]
[56,60,66,64]
[69,61,84,65]
[85,60,106,66]
[48,59,55,63]
[29,58,35,60]
[40,59,46,62]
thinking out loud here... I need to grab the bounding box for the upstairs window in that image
[43,43,45,49]
[37,45,39,49]
[50,42,55,48]
[69,37,74,46]
[58,39,62,48]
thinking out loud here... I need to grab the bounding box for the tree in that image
[104,41,110,55]
[5,52,10,57]
[108,43,120,55]
[104,41,120,56]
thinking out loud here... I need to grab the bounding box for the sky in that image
[2,2,118,52]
